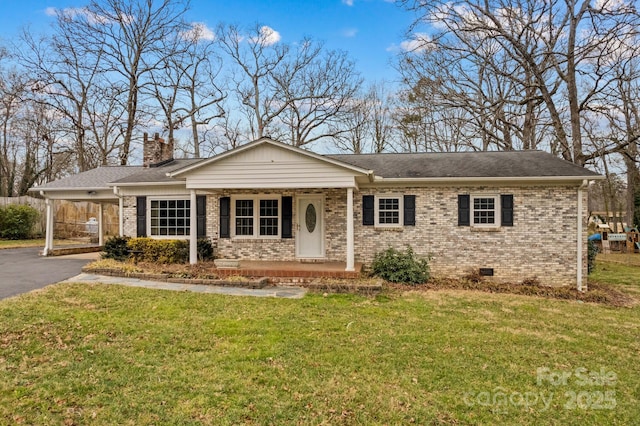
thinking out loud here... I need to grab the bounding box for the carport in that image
[28,166,143,255]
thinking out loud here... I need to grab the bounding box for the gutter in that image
[372,175,605,184]
[577,179,589,292]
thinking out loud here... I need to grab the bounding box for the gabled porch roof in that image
[167,138,374,189]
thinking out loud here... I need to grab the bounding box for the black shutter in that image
[196,195,206,238]
[281,196,293,238]
[501,194,514,226]
[458,194,470,226]
[404,195,416,226]
[136,196,146,237]
[363,195,374,226]
[219,196,230,238]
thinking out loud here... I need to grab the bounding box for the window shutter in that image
[363,195,374,226]
[458,194,470,226]
[404,195,416,226]
[196,195,206,238]
[136,196,146,237]
[281,196,293,238]
[219,197,230,238]
[501,194,514,226]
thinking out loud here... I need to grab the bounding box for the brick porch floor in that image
[214,261,363,279]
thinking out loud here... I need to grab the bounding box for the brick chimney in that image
[143,132,174,167]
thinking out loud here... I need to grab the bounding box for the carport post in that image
[43,197,54,256]
[98,202,104,246]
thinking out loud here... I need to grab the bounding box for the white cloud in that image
[250,25,281,46]
[343,28,358,38]
[45,6,131,25]
[342,0,354,5]
[182,22,215,41]
[399,33,432,52]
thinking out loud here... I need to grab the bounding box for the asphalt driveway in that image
[0,248,96,299]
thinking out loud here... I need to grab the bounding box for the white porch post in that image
[189,189,197,265]
[346,187,355,271]
[43,197,54,256]
[98,202,104,246]
[118,197,124,237]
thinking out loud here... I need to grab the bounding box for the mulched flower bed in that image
[387,277,635,307]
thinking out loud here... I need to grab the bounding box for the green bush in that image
[197,238,214,261]
[588,240,598,274]
[0,204,39,239]
[127,238,189,264]
[371,246,430,284]
[102,236,131,261]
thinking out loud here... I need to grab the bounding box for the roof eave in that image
[374,175,604,184]
[108,180,185,187]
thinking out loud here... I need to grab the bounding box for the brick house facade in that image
[33,137,600,290]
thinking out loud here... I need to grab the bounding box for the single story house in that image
[30,135,602,290]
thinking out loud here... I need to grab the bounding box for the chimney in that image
[143,132,174,167]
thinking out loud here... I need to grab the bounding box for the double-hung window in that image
[149,198,190,236]
[375,195,402,227]
[233,196,280,238]
[471,195,500,227]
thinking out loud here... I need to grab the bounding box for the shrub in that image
[197,238,214,261]
[371,246,430,284]
[102,236,131,261]
[588,240,598,274]
[0,204,39,239]
[127,237,189,263]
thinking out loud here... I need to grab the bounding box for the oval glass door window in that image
[305,204,317,233]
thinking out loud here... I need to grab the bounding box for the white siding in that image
[184,144,361,189]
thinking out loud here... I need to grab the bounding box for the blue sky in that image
[0,0,416,84]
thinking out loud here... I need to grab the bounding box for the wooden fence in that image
[0,196,119,238]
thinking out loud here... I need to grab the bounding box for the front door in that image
[297,196,324,258]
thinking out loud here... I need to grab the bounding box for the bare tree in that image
[398,0,640,165]
[219,24,362,148]
[63,0,190,165]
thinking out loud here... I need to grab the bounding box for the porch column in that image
[43,198,54,256]
[117,189,124,237]
[346,187,355,271]
[189,189,197,265]
[98,202,104,246]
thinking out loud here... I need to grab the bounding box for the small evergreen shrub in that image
[371,246,430,284]
[127,237,189,263]
[102,236,131,261]
[0,204,39,239]
[197,238,214,261]
[588,240,598,274]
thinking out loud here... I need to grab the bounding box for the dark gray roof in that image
[327,150,600,179]
[30,166,142,190]
[111,158,202,184]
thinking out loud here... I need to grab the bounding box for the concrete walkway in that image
[61,273,307,299]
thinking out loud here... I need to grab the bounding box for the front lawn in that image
[1,268,638,424]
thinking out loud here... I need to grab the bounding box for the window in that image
[149,199,190,236]
[235,199,254,236]
[472,195,499,227]
[375,195,402,226]
[232,196,280,238]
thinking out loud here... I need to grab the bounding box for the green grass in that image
[591,258,640,297]
[1,273,639,424]
[0,238,88,249]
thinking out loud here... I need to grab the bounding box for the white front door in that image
[297,196,324,258]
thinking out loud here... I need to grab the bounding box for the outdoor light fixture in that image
[87,190,97,196]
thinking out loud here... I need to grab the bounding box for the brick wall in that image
[354,185,585,288]
[122,184,587,288]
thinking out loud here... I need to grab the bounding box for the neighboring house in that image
[30,134,603,290]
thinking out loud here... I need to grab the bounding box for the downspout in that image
[577,180,588,292]
[113,186,124,237]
